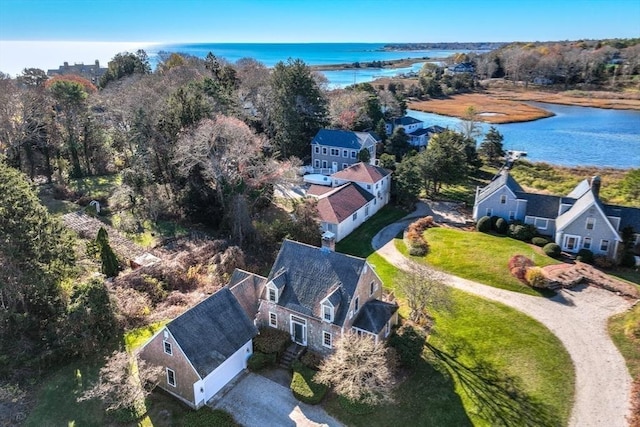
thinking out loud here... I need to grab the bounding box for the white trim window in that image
[267,285,278,303]
[322,160,328,168]
[370,281,376,296]
[314,159,320,168]
[352,212,357,221]
[322,147,327,155]
[323,331,332,348]
[163,340,172,355]
[351,150,357,158]
[500,194,507,204]
[354,297,359,312]
[269,312,277,328]
[534,218,548,230]
[509,211,515,221]
[166,368,176,387]
[342,163,348,170]
[322,304,334,322]
[583,237,591,249]
[600,239,609,252]
[586,217,595,230]
[365,205,370,217]
[385,320,391,337]
[314,146,320,154]
[330,148,340,156]
[342,149,348,158]
[486,208,492,216]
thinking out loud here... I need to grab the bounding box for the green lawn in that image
[608,303,640,378]
[408,227,561,296]
[336,205,407,258]
[325,255,574,427]
[68,174,123,200]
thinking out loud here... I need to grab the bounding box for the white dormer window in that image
[267,284,278,303]
[322,304,334,322]
[586,217,595,230]
[163,340,172,355]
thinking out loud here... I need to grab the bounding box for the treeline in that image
[382,42,506,51]
[471,39,640,87]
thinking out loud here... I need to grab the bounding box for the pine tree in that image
[479,126,506,165]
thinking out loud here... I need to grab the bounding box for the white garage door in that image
[202,341,250,403]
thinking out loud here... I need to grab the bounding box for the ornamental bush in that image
[576,249,594,264]
[495,218,508,235]
[620,252,637,268]
[476,216,491,232]
[532,237,550,247]
[508,222,537,241]
[254,327,291,356]
[543,243,561,258]
[290,361,328,405]
[509,255,535,283]
[525,267,548,288]
[300,350,323,370]
[247,351,276,371]
[490,215,501,230]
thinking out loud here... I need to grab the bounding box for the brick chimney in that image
[321,231,336,252]
[590,176,601,198]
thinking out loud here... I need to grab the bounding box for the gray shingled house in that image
[255,239,399,355]
[138,287,258,409]
[473,170,640,261]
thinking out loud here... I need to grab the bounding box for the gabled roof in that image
[307,184,334,197]
[331,162,391,184]
[311,129,375,150]
[228,269,266,320]
[516,192,562,219]
[476,170,523,202]
[269,268,287,290]
[566,178,591,199]
[556,190,622,241]
[605,204,640,231]
[316,183,375,224]
[352,300,398,334]
[266,240,367,326]
[393,116,423,126]
[167,288,258,378]
[408,128,430,137]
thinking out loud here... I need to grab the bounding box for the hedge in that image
[290,362,327,405]
[543,243,561,259]
[476,216,491,232]
[531,237,549,247]
[495,217,508,235]
[247,351,276,371]
[254,327,291,356]
[576,248,594,264]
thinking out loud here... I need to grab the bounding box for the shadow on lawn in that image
[426,341,562,427]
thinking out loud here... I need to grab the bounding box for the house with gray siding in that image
[473,170,640,261]
[311,129,378,174]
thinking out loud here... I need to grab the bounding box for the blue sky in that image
[1,0,639,43]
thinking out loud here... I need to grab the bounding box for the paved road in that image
[372,206,635,427]
[212,373,342,427]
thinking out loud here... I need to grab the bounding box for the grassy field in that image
[331,212,574,426]
[326,255,574,426]
[405,227,560,296]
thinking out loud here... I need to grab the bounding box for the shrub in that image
[576,248,594,264]
[253,327,291,356]
[495,218,508,235]
[247,351,275,371]
[508,221,537,241]
[490,215,500,230]
[182,407,239,427]
[509,255,535,283]
[387,324,426,369]
[525,267,548,288]
[543,243,561,258]
[532,237,549,247]
[594,255,615,269]
[290,362,328,405]
[300,350,323,371]
[476,216,491,232]
[620,252,637,268]
[337,395,375,415]
[408,216,435,235]
[405,220,430,257]
[408,243,428,257]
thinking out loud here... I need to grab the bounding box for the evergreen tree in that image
[385,127,411,162]
[479,126,506,165]
[357,148,371,163]
[96,227,120,278]
[375,118,388,143]
[416,131,468,196]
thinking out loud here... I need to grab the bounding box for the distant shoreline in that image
[310,57,430,72]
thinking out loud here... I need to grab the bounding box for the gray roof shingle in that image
[167,287,258,378]
[476,170,523,202]
[516,192,561,219]
[311,129,374,150]
[352,300,398,334]
[267,240,366,325]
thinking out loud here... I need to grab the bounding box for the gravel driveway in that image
[372,205,635,427]
[212,373,342,427]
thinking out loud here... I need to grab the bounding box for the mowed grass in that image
[414,227,561,295]
[336,205,408,258]
[609,303,640,379]
[326,255,574,426]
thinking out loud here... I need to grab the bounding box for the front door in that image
[332,161,338,173]
[290,316,307,346]
[562,234,581,252]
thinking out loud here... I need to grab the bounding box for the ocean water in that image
[407,104,640,169]
[146,43,469,87]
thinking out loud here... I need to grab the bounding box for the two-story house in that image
[311,129,378,174]
[386,116,445,149]
[256,239,399,355]
[309,162,392,242]
[473,170,640,261]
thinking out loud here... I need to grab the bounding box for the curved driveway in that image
[372,215,634,427]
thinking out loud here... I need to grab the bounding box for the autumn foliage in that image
[45,74,98,93]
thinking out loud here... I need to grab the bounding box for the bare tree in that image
[328,89,372,130]
[396,263,452,326]
[79,350,162,414]
[315,333,395,406]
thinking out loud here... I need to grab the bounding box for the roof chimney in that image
[321,231,336,252]
[590,176,601,198]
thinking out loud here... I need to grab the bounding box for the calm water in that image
[407,104,640,169]
[147,43,468,87]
